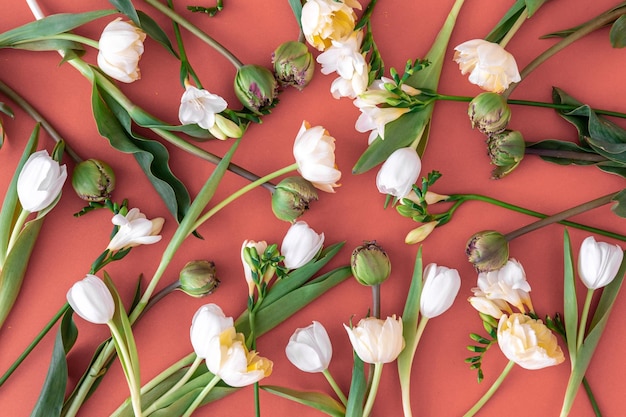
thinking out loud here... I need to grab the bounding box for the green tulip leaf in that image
[610,15,626,47]
[137,10,177,57]
[345,352,366,417]
[262,386,346,417]
[9,39,85,53]
[562,230,578,363]
[611,189,626,218]
[108,0,140,26]
[526,140,599,166]
[288,0,303,31]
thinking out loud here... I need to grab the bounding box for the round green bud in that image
[468,92,511,135]
[234,64,279,114]
[351,241,391,286]
[272,41,315,90]
[465,230,509,272]
[271,176,318,222]
[71,159,115,202]
[487,130,525,179]
[179,260,220,297]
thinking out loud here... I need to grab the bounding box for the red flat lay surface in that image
[2,1,626,416]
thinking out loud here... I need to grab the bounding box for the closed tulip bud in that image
[179,260,220,297]
[17,150,67,212]
[350,241,391,286]
[466,230,509,272]
[468,92,511,134]
[281,221,324,269]
[272,41,315,90]
[420,263,461,318]
[578,236,624,289]
[234,64,278,113]
[271,176,318,222]
[376,147,421,199]
[285,321,333,373]
[71,159,115,202]
[487,130,525,179]
[66,274,115,324]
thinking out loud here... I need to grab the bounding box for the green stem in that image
[6,209,30,255]
[18,33,99,49]
[362,362,384,417]
[582,377,603,417]
[180,374,222,417]
[400,317,428,417]
[371,284,380,319]
[524,146,608,163]
[463,360,515,417]
[577,288,594,349]
[142,356,203,415]
[167,0,202,88]
[498,9,527,48]
[107,322,143,417]
[142,0,243,69]
[322,369,348,406]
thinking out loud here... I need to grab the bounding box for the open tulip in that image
[190,304,235,359]
[293,121,341,192]
[578,236,624,289]
[475,258,533,313]
[344,315,404,364]
[281,221,324,269]
[419,263,461,318]
[66,275,115,324]
[286,321,332,373]
[301,0,361,51]
[497,313,565,370]
[106,208,164,251]
[16,150,67,213]
[97,18,146,83]
[376,147,421,199]
[178,85,228,130]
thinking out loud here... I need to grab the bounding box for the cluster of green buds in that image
[179,260,220,297]
[271,176,318,222]
[272,41,315,90]
[234,64,279,114]
[350,241,391,286]
[71,159,116,202]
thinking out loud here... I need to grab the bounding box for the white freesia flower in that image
[419,263,461,318]
[474,258,533,312]
[376,147,421,198]
[293,121,341,192]
[344,315,404,364]
[286,321,333,373]
[453,39,521,93]
[97,18,146,83]
[281,221,324,269]
[189,303,235,359]
[317,31,369,98]
[301,0,361,51]
[497,313,565,370]
[106,208,164,251]
[66,275,115,324]
[355,106,410,144]
[578,236,624,289]
[178,86,228,130]
[17,150,67,212]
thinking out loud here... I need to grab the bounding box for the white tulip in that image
[17,150,67,213]
[97,18,146,83]
[286,321,333,373]
[419,263,461,318]
[578,236,624,289]
[281,221,324,269]
[66,275,115,324]
[344,315,404,364]
[376,147,421,198]
[189,304,235,359]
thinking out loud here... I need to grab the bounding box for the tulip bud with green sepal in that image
[271,176,318,222]
[272,41,314,90]
[487,130,525,179]
[466,230,509,272]
[468,92,511,134]
[234,64,278,114]
[351,241,391,286]
[179,260,220,297]
[71,159,116,202]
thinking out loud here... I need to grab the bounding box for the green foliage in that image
[188,1,225,17]
[345,352,366,417]
[485,0,547,43]
[465,315,498,383]
[610,15,626,47]
[262,386,346,417]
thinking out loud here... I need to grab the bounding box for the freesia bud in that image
[272,41,315,90]
[350,241,391,286]
[189,303,235,359]
[293,121,341,192]
[344,315,405,364]
[178,85,228,130]
[66,274,115,324]
[376,147,421,199]
[106,208,164,251]
[487,130,525,179]
[271,176,318,222]
[466,230,509,272]
[17,150,67,212]
[241,240,270,295]
[405,221,438,244]
[497,313,565,370]
[301,0,361,51]
[578,236,624,289]
[285,321,333,373]
[234,64,278,113]
[281,221,324,269]
[71,158,115,202]
[468,92,511,134]
[97,18,146,83]
[468,295,510,319]
[179,260,220,297]
[208,114,244,140]
[420,263,461,318]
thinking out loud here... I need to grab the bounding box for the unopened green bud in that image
[465,230,509,272]
[271,176,318,222]
[234,64,279,114]
[468,92,511,135]
[71,159,115,202]
[179,260,220,297]
[351,241,391,286]
[272,41,314,90]
[487,130,525,179]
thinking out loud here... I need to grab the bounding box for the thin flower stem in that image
[107,322,143,417]
[141,0,243,69]
[180,374,222,417]
[6,209,30,255]
[498,8,527,49]
[463,360,515,417]
[524,147,608,162]
[322,369,348,406]
[503,192,618,241]
[362,362,384,417]
[577,288,594,349]
[400,317,429,417]
[166,0,202,88]
[583,377,603,417]
[371,284,380,319]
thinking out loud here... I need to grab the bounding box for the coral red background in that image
[1,1,626,416]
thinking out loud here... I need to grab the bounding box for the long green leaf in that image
[345,352,366,417]
[262,386,346,417]
[137,10,177,57]
[562,229,578,365]
[108,0,140,26]
[10,39,85,52]
[288,0,303,31]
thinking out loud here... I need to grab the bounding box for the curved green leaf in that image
[137,10,177,57]
[611,189,626,217]
[108,0,140,26]
[526,140,598,166]
[10,39,85,53]
[610,14,626,47]
[262,386,346,417]
[345,352,366,417]
[562,230,578,364]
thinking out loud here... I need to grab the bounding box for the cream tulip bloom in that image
[474,258,533,312]
[178,86,228,130]
[17,150,67,213]
[286,321,333,373]
[97,18,146,83]
[419,263,461,318]
[281,221,324,269]
[189,304,235,359]
[293,121,341,192]
[66,275,115,324]
[453,39,520,93]
[106,208,164,251]
[301,0,361,51]
[344,315,404,364]
[578,236,624,289]
[376,147,421,199]
[497,313,565,370]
